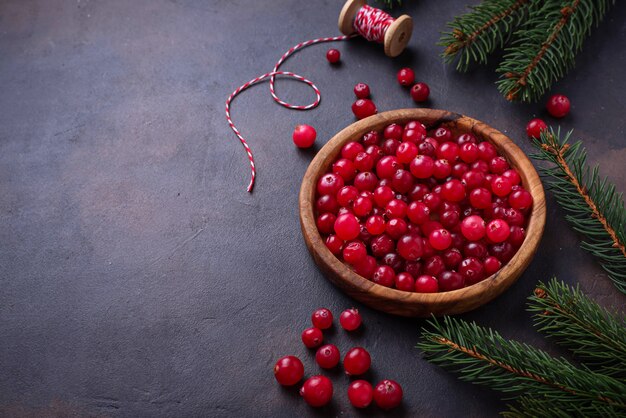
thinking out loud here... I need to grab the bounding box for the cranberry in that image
[408,155,434,179]
[381,139,400,156]
[337,186,358,207]
[316,344,340,369]
[433,159,452,179]
[486,219,510,243]
[464,241,488,258]
[334,213,361,241]
[418,140,436,157]
[325,235,344,255]
[376,155,401,179]
[396,141,418,163]
[547,94,570,118]
[433,127,452,142]
[442,248,463,268]
[382,252,405,273]
[365,215,386,235]
[489,156,509,175]
[316,195,338,214]
[502,169,521,186]
[354,171,378,192]
[301,375,333,407]
[344,347,371,375]
[317,173,344,196]
[373,380,403,410]
[292,124,316,148]
[414,274,438,293]
[437,142,459,161]
[395,272,415,291]
[457,133,477,145]
[372,265,395,287]
[362,130,380,146]
[460,215,486,241]
[397,234,424,261]
[509,189,533,210]
[343,240,367,264]
[484,256,501,275]
[471,159,489,173]
[441,179,466,202]
[353,196,373,217]
[326,48,340,63]
[354,255,377,279]
[386,218,408,240]
[421,220,443,237]
[354,151,375,172]
[274,356,304,386]
[352,99,377,120]
[504,207,525,226]
[410,82,430,102]
[423,192,442,211]
[429,228,452,250]
[316,213,336,234]
[311,308,333,329]
[526,118,548,139]
[424,255,444,276]
[509,226,526,247]
[469,187,492,209]
[403,126,427,143]
[370,234,395,257]
[491,176,513,197]
[301,327,323,348]
[339,308,362,331]
[459,142,479,163]
[397,67,415,86]
[438,270,465,291]
[407,201,430,225]
[405,261,422,277]
[459,257,485,285]
[385,199,408,219]
[489,241,515,262]
[354,83,370,99]
[348,380,374,408]
[462,169,486,189]
[478,142,497,161]
[374,185,394,207]
[383,123,403,140]
[391,169,414,194]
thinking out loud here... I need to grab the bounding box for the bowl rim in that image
[299,108,546,315]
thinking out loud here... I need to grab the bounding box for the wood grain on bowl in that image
[299,109,546,317]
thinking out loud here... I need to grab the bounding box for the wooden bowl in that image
[299,109,546,317]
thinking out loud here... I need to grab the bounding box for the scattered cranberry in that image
[526,118,548,139]
[352,99,377,120]
[311,308,333,330]
[339,308,362,331]
[292,124,316,149]
[344,347,371,375]
[326,49,340,64]
[546,94,570,118]
[410,82,430,102]
[373,380,403,410]
[354,83,370,99]
[316,344,340,369]
[301,327,323,348]
[397,68,415,87]
[274,355,304,386]
[301,375,333,407]
[348,380,374,408]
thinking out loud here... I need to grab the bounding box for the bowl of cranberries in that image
[299,109,546,317]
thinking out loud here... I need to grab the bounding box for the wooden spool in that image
[338,0,413,58]
[299,109,547,317]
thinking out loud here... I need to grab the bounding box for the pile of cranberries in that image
[315,122,533,293]
[274,307,403,410]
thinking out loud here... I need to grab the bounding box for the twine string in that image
[225,5,397,192]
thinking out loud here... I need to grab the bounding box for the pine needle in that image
[531,129,626,294]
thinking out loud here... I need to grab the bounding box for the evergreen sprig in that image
[531,128,626,294]
[439,0,530,72]
[418,300,626,416]
[497,0,615,102]
[529,278,626,378]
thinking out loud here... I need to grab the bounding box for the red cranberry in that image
[460,215,486,241]
[504,207,525,226]
[397,67,415,86]
[415,274,438,293]
[354,83,370,99]
[385,199,408,219]
[491,176,513,197]
[484,256,501,275]
[384,123,403,140]
[354,151,375,172]
[374,380,403,410]
[316,344,340,369]
[489,241,515,262]
[302,327,324,348]
[457,133,477,145]
[292,124,316,148]
[433,127,452,142]
[391,169,414,194]
[362,130,380,146]
[365,215,386,235]
[526,118,548,139]
[397,234,424,261]
[471,159,489,173]
[376,155,401,179]
[326,49,340,64]
[441,179,466,202]
[486,219,510,243]
[317,173,344,196]
[547,94,570,118]
[442,248,463,268]
[371,234,395,257]
[343,240,367,264]
[489,156,509,175]
[354,255,377,279]
[438,270,465,291]
[374,185,395,207]
[433,159,452,179]
[418,141,436,157]
[316,194,338,214]
[405,261,422,277]
[348,380,374,409]
[386,218,408,240]
[339,308,362,331]
[502,169,521,185]
[410,82,430,102]
[459,257,485,285]
[334,213,361,241]
[382,139,401,156]
[509,226,526,247]
[352,99,377,120]
[300,375,333,407]
[429,228,452,250]
[459,142,479,163]
[312,308,333,329]
[274,356,304,386]
[353,196,373,217]
[382,252,405,273]
[344,347,371,375]
[372,265,395,287]
[354,171,378,192]
[316,213,336,234]
[437,142,460,161]
[423,256,444,276]
[337,186,358,207]
[462,169,486,189]
[325,235,344,255]
[396,141,418,163]
[478,141,497,161]
[423,192,442,211]
[403,125,427,143]
[395,272,415,291]
[509,189,533,210]
[469,187,492,209]
[464,241,488,260]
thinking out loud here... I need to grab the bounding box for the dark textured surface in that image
[0,1,624,417]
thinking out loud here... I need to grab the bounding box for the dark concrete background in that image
[0,0,624,417]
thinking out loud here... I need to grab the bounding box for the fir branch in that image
[503,395,621,418]
[497,0,615,102]
[418,316,626,415]
[531,129,626,294]
[439,0,530,71]
[528,278,626,378]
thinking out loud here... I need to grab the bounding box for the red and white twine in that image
[225,5,397,192]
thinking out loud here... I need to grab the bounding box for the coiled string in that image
[225,5,398,192]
